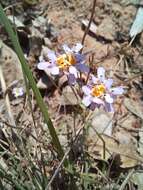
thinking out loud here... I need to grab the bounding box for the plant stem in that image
[81,0,96,50]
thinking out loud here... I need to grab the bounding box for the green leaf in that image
[130,7,143,37]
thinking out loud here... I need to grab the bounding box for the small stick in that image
[45,149,70,190]
[81,0,96,51]
[4,2,22,11]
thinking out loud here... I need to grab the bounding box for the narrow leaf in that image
[130,7,143,37]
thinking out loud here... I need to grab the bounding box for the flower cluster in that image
[82,67,124,112]
[37,43,89,85]
[37,43,124,112]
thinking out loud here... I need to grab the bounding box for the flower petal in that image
[47,51,57,63]
[111,87,124,95]
[68,74,76,85]
[76,63,89,73]
[104,79,113,89]
[82,96,91,107]
[37,61,49,70]
[105,103,114,112]
[82,86,91,95]
[89,102,97,110]
[105,94,114,103]
[91,75,98,84]
[72,43,83,52]
[92,97,104,104]
[50,66,59,75]
[75,53,85,63]
[62,44,72,53]
[97,67,105,81]
[69,66,78,78]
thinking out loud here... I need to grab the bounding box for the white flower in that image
[12,87,24,98]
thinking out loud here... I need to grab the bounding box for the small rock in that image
[60,86,80,105]
[114,128,135,144]
[0,42,23,86]
[124,98,143,120]
[96,17,115,41]
[44,38,53,49]
[82,19,97,35]
[91,110,113,136]
[37,74,54,89]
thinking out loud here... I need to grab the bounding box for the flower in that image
[82,67,124,112]
[37,43,89,85]
[12,87,24,98]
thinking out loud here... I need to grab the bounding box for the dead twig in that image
[81,0,96,51]
[3,2,22,11]
[46,149,70,190]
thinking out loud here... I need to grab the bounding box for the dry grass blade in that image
[119,169,134,190]
[0,64,16,127]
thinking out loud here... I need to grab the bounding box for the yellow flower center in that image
[56,54,76,69]
[91,84,105,97]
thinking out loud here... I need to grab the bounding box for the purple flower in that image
[82,67,124,112]
[12,87,24,98]
[37,43,89,85]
